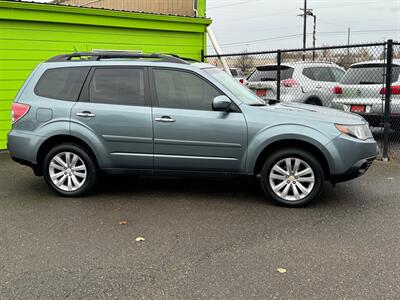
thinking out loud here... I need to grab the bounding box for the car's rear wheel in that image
[43,143,97,197]
[306,98,322,106]
[260,148,324,207]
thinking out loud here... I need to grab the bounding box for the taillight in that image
[332,86,343,94]
[380,85,400,95]
[256,89,267,97]
[12,103,30,124]
[239,78,247,85]
[281,78,299,87]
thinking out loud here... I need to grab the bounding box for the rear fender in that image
[69,121,111,168]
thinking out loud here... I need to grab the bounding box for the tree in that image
[235,50,254,75]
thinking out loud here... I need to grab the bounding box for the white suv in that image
[330,60,400,130]
[246,61,345,106]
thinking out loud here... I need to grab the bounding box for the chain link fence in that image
[205,40,400,160]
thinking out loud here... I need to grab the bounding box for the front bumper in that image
[326,133,378,183]
[330,156,376,183]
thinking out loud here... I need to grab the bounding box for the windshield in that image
[203,68,266,105]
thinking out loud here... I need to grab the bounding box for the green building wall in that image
[0,1,210,149]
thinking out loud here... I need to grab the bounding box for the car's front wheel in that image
[43,143,97,197]
[260,148,324,207]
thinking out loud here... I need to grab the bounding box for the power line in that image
[207,0,389,10]
[208,29,400,49]
[218,34,305,46]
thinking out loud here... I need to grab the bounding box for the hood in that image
[259,102,366,124]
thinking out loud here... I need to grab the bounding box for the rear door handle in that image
[155,116,176,123]
[76,111,96,118]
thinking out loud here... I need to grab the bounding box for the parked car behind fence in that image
[245,62,345,106]
[331,60,400,130]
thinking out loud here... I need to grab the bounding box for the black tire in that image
[306,98,322,106]
[259,148,324,207]
[43,143,98,197]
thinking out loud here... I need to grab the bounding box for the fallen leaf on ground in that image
[119,220,128,225]
[135,237,145,242]
[276,268,287,273]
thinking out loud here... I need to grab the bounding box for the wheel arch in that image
[253,139,331,179]
[36,135,99,175]
[305,96,323,106]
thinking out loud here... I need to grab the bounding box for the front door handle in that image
[155,116,176,123]
[76,111,96,118]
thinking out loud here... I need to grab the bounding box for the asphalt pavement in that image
[1,153,400,299]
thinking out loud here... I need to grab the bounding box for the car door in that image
[302,66,343,105]
[149,67,247,173]
[70,66,153,169]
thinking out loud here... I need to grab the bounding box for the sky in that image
[206,0,400,54]
[26,0,400,54]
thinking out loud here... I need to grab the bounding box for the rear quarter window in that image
[34,67,90,101]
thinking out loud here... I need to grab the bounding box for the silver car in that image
[7,51,377,207]
[246,61,345,106]
[331,60,400,129]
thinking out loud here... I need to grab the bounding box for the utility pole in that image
[298,0,313,61]
[302,0,307,61]
[311,14,317,60]
[347,27,351,47]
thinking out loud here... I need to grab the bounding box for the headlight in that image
[335,124,373,140]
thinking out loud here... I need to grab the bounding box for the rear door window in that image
[89,68,145,106]
[35,67,90,101]
[341,64,400,84]
[247,65,294,82]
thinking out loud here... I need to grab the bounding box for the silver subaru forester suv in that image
[8,52,377,207]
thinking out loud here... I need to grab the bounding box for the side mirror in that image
[212,95,232,112]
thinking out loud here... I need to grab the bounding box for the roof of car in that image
[351,59,400,67]
[46,51,197,64]
[43,52,222,72]
[255,61,341,69]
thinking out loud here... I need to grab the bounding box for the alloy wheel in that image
[269,157,315,201]
[49,152,87,192]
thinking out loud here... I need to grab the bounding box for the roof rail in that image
[46,51,191,64]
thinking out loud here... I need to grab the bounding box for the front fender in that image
[245,124,339,174]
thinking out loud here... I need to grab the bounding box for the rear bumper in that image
[8,130,44,175]
[11,156,42,176]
